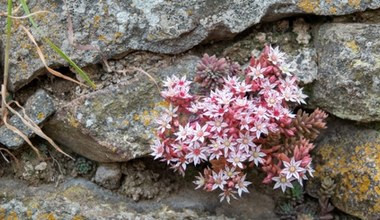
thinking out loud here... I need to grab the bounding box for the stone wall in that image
[0,1,379,219]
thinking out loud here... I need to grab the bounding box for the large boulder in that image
[309,23,380,122]
[306,119,380,219]
[1,1,380,91]
[44,56,199,162]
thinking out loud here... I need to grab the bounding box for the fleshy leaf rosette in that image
[151,45,327,203]
[195,54,241,91]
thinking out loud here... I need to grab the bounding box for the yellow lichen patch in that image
[358,174,371,194]
[374,199,380,214]
[110,146,118,153]
[0,208,6,219]
[151,109,160,118]
[141,110,152,126]
[329,7,337,14]
[98,35,108,42]
[62,185,94,202]
[72,215,85,220]
[315,141,380,216]
[348,0,361,8]
[345,40,360,53]
[36,213,56,220]
[375,186,380,196]
[376,145,380,168]
[351,59,371,69]
[6,211,18,220]
[34,11,49,24]
[298,0,320,13]
[27,200,40,210]
[318,143,335,161]
[20,43,33,51]
[134,109,159,126]
[67,113,80,128]
[156,100,170,108]
[142,110,150,117]
[123,120,129,126]
[20,61,29,71]
[133,114,140,121]
[146,33,157,41]
[186,10,193,16]
[26,209,33,218]
[114,32,123,40]
[37,112,45,120]
[12,18,22,30]
[133,101,170,127]
[93,15,101,28]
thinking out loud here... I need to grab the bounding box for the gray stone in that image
[293,18,311,45]
[94,163,122,190]
[293,47,318,85]
[44,56,200,162]
[0,171,276,219]
[0,89,55,149]
[1,1,380,92]
[306,119,380,219]
[34,162,48,171]
[309,23,380,122]
[120,160,178,201]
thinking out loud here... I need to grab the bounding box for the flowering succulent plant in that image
[151,45,327,203]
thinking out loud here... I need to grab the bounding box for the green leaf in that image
[44,38,96,89]
[20,0,38,28]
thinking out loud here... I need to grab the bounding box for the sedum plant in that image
[151,45,327,203]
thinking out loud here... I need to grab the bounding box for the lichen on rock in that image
[44,56,200,162]
[1,0,380,92]
[306,119,380,219]
[309,23,380,122]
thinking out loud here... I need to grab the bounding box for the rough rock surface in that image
[94,163,122,190]
[293,47,318,85]
[310,23,380,122]
[120,160,178,201]
[0,89,55,149]
[0,177,276,219]
[44,56,200,162]
[1,1,380,91]
[306,119,380,219]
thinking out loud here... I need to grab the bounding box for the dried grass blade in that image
[20,25,87,87]
[0,4,21,16]
[117,67,160,91]
[3,117,40,158]
[132,67,160,90]
[0,148,19,166]
[19,0,96,88]
[6,11,51,19]
[2,84,72,160]
[1,98,41,159]
[10,101,73,160]
[0,151,10,163]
